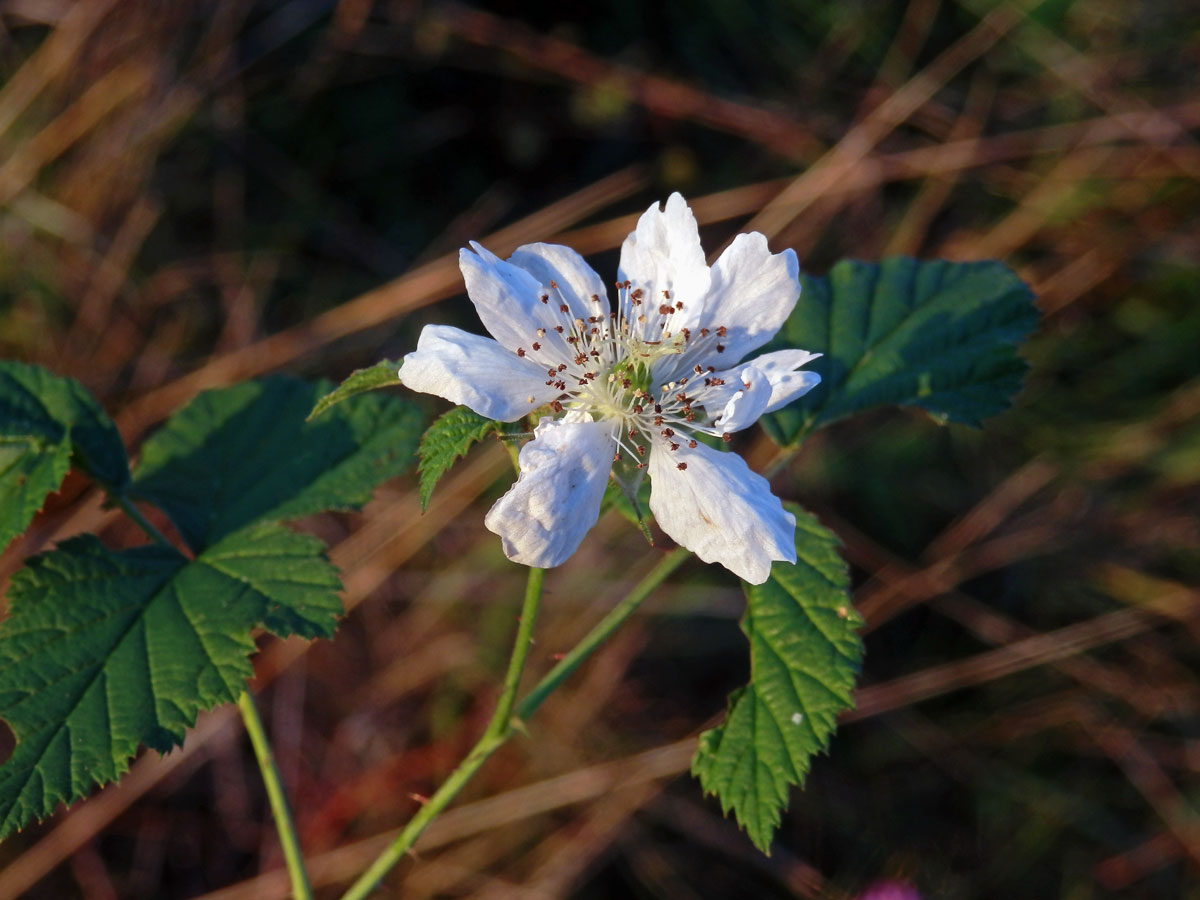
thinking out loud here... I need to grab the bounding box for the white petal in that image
[648,441,796,584]
[460,242,564,359]
[484,416,614,567]
[618,192,711,332]
[399,325,560,421]
[694,232,801,365]
[708,348,823,416]
[713,365,773,434]
[508,242,609,321]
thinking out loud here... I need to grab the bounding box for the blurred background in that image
[0,0,1198,897]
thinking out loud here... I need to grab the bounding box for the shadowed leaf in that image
[132,376,422,552]
[0,362,130,551]
[763,258,1037,444]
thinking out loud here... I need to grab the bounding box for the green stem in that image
[115,493,173,548]
[515,546,689,721]
[237,692,314,900]
[116,496,313,899]
[339,549,689,898]
[488,566,545,738]
[339,566,546,900]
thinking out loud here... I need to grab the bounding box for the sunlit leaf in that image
[0,362,130,551]
[307,359,403,420]
[0,522,341,838]
[763,258,1037,444]
[132,376,422,551]
[417,405,508,510]
[692,506,862,852]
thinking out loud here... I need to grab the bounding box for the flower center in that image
[512,280,735,469]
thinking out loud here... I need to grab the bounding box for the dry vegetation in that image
[0,0,1198,897]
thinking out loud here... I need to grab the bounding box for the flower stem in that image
[338,549,688,898]
[116,494,314,899]
[338,566,546,900]
[514,546,689,721]
[237,691,314,900]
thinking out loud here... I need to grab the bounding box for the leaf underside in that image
[307,358,403,421]
[0,524,341,838]
[132,376,423,552]
[692,506,863,852]
[0,362,130,551]
[763,257,1038,445]
[416,405,506,510]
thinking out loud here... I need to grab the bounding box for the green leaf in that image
[200,521,344,640]
[692,507,863,853]
[0,522,341,838]
[763,258,1038,444]
[0,362,130,551]
[131,376,422,551]
[417,405,506,510]
[307,359,403,421]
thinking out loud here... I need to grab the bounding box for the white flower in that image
[400,193,821,584]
